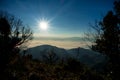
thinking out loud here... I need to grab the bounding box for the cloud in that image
[26,37,92,49]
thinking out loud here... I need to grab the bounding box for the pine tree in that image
[91,1,120,80]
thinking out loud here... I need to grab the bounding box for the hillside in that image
[26,45,106,67]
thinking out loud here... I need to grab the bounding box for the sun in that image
[39,21,48,30]
[36,17,51,31]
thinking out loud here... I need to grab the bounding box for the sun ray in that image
[36,17,50,31]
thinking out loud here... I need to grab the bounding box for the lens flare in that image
[39,21,48,30]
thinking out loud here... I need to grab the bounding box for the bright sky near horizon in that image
[0,0,114,49]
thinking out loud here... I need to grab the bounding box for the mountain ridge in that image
[26,45,106,67]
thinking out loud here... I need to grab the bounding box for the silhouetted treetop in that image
[114,1,120,17]
[0,11,33,47]
[0,17,10,36]
[87,1,120,80]
[0,11,33,79]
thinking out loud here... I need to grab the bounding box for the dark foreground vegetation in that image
[0,1,120,80]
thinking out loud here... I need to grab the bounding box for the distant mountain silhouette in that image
[26,45,107,68]
[68,48,107,67]
[27,45,69,60]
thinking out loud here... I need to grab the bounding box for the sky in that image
[0,0,114,49]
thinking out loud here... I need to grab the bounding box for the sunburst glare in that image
[37,17,50,31]
[39,21,48,30]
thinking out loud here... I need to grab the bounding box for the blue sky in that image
[0,0,114,48]
[0,0,114,37]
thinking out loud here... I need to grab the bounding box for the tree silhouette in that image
[42,49,59,64]
[89,1,120,80]
[0,11,32,79]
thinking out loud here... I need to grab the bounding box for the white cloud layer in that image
[26,39,92,49]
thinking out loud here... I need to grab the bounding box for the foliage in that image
[86,1,120,80]
[42,49,59,64]
[6,54,107,80]
[1,1,120,79]
[0,11,32,79]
